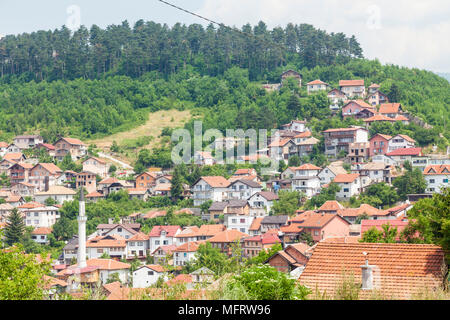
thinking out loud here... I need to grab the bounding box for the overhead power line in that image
[156,0,287,51]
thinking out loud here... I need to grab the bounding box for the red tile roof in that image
[244,233,281,245]
[339,80,364,87]
[336,204,382,217]
[60,137,85,146]
[148,225,181,237]
[318,200,345,212]
[249,217,263,231]
[307,79,328,85]
[207,230,248,243]
[173,241,204,253]
[299,243,445,299]
[291,163,322,171]
[32,227,52,235]
[386,148,422,157]
[333,173,360,183]
[364,114,397,122]
[360,219,409,239]
[423,165,450,175]
[370,133,392,141]
[379,103,402,114]
[199,176,230,188]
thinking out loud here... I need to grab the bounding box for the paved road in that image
[98,152,134,171]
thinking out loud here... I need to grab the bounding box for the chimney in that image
[360,252,375,290]
[44,176,49,192]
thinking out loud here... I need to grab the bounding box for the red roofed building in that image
[208,229,248,255]
[173,241,205,267]
[266,242,313,273]
[333,173,363,199]
[323,127,369,157]
[360,219,410,241]
[307,79,330,94]
[379,103,406,118]
[148,225,182,253]
[29,163,63,191]
[342,100,377,119]
[242,233,281,258]
[339,80,365,98]
[54,137,87,161]
[386,148,423,164]
[192,176,231,206]
[423,165,450,194]
[299,243,446,299]
[369,133,392,157]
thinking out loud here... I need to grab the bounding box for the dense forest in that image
[0,20,448,147]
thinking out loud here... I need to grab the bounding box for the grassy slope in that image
[88,109,193,165]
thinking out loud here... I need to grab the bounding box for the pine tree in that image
[4,208,26,246]
[170,166,184,202]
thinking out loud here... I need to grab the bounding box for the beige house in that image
[54,137,87,161]
[82,157,109,178]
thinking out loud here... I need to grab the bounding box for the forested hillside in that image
[0,20,448,146]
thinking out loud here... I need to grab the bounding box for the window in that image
[314,231,319,236]
[444,179,449,183]
[148,271,154,275]
[430,179,435,183]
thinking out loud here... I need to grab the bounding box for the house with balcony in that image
[242,233,281,258]
[366,90,389,106]
[306,79,330,94]
[86,235,127,260]
[339,80,365,98]
[23,205,60,228]
[387,134,416,153]
[248,191,279,217]
[13,135,44,150]
[226,179,262,200]
[54,137,87,161]
[379,103,406,119]
[369,134,392,157]
[8,162,34,185]
[323,127,368,158]
[29,163,63,191]
[385,148,423,165]
[191,176,230,206]
[82,157,109,178]
[125,232,150,260]
[347,142,370,164]
[148,225,182,254]
[333,173,363,199]
[327,88,347,110]
[341,100,377,120]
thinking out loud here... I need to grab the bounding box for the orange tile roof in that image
[208,230,248,243]
[196,224,226,237]
[269,138,292,148]
[423,165,450,175]
[84,156,107,164]
[323,127,364,133]
[60,137,85,146]
[143,264,166,273]
[386,148,422,157]
[42,275,68,289]
[249,217,263,231]
[291,163,322,171]
[339,80,364,87]
[320,236,361,243]
[173,241,204,252]
[35,163,63,174]
[99,177,119,184]
[318,200,345,212]
[294,131,312,139]
[174,226,200,238]
[18,201,44,209]
[344,100,375,110]
[126,232,150,241]
[307,79,328,85]
[394,115,409,121]
[337,204,382,217]
[0,142,8,148]
[86,235,126,248]
[280,223,304,234]
[368,83,380,88]
[290,212,349,229]
[200,176,230,188]
[379,103,402,114]
[364,114,397,122]
[299,243,445,299]
[370,133,392,141]
[333,173,360,183]
[85,258,131,270]
[32,227,52,235]
[148,225,181,237]
[3,153,23,161]
[86,191,104,198]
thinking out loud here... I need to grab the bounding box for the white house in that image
[34,186,76,205]
[423,165,450,194]
[226,179,262,200]
[132,265,168,288]
[281,120,308,133]
[306,80,330,94]
[339,80,365,98]
[318,165,347,185]
[357,162,386,184]
[31,227,52,245]
[248,191,279,217]
[291,176,321,198]
[23,205,60,228]
[87,259,130,285]
[86,235,127,260]
[126,233,150,259]
[387,134,416,153]
[224,214,254,234]
[333,173,362,199]
[148,225,181,254]
[173,241,203,267]
[193,151,215,166]
[191,176,230,206]
[82,157,109,178]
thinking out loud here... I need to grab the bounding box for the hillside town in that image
[0,71,448,300]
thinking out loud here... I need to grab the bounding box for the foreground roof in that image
[299,243,445,300]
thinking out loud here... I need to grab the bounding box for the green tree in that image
[192,242,230,276]
[272,191,302,216]
[288,155,301,167]
[393,168,427,200]
[4,208,26,246]
[170,166,184,202]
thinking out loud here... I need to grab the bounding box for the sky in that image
[0,0,449,73]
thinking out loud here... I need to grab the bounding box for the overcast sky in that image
[1,0,449,73]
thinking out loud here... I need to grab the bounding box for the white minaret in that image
[77,189,87,268]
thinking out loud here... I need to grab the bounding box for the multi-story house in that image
[125,233,150,260]
[327,88,347,110]
[281,119,308,133]
[296,137,320,158]
[339,80,365,98]
[0,141,8,157]
[225,213,254,235]
[387,134,416,153]
[173,241,203,267]
[379,103,406,119]
[23,205,60,228]
[369,134,392,157]
[281,70,302,87]
[318,164,348,185]
[132,265,167,288]
[148,225,182,254]
[423,165,450,194]
[341,100,377,119]
[191,176,230,206]
[333,173,363,199]
[31,227,52,245]
[306,80,330,94]
[82,157,109,178]
[242,233,281,258]
[13,135,43,150]
[347,142,370,164]
[268,138,295,161]
[135,172,157,190]
[208,229,248,256]
[291,176,321,198]
[367,90,389,106]
[385,148,423,165]
[76,171,97,193]
[260,215,289,233]
[226,179,262,200]
[86,235,127,260]
[248,191,279,217]
[29,163,63,191]
[323,127,368,157]
[354,162,386,184]
[8,162,34,185]
[367,83,381,94]
[34,186,76,204]
[54,137,87,161]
